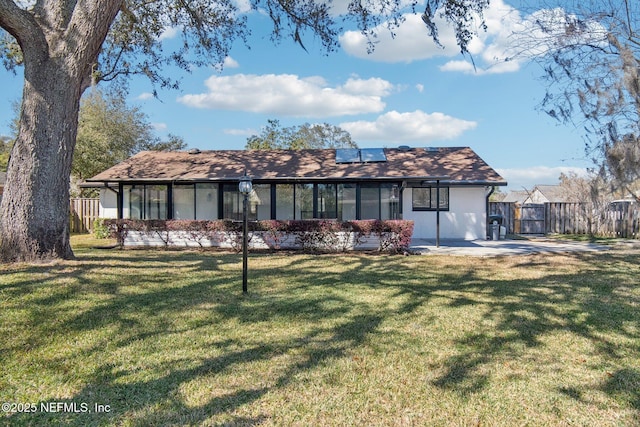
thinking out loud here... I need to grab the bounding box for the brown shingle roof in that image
[87,147,506,185]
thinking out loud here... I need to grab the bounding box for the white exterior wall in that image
[99,188,118,219]
[403,186,487,240]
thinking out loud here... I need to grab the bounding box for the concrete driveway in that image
[410,237,612,256]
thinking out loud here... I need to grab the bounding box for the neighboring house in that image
[86,146,507,240]
[523,185,574,204]
[502,190,528,204]
[503,185,576,205]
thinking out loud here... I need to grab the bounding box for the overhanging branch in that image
[0,0,46,58]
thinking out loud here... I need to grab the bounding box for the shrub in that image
[103,219,414,253]
[93,218,110,239]
[255,220,289,250]
[373,220,414,253]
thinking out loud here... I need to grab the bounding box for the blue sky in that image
[0,0,592,191]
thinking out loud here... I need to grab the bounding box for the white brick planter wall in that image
[123,230,383,251]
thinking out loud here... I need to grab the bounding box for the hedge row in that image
[102,219,414,253]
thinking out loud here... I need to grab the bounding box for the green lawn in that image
[1,235,639,426]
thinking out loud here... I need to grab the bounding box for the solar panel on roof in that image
[360,148,387,163]
[335,148,361,164]
[335,148,387,164]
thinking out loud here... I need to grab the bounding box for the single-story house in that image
[502,190,528,204]
[503,185,576,205]
[86,146,507,240]
[523,185,576,204]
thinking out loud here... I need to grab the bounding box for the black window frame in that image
[412,187,450,211]
[118,181,405,221]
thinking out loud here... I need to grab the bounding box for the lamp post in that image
[239,173,252,294]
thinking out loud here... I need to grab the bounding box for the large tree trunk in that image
[0,59,81,262]
[0,1,123,263]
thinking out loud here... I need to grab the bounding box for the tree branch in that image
[0,0,45,56]
[65,0,123,61]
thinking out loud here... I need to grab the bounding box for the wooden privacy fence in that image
[519,204,546,234]
[490,202,639,238]
[545,203,592,235]
[597,202,640,238]
[70,198,99,233]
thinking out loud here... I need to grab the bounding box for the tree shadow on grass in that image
[0,251,241,366]
[4,252,389,425]
[8,310,384,426]
[2,249,639,424]
[601,368,640,411]
[420,251,640,411]
[273,251,639,413]
[251,251,639,411]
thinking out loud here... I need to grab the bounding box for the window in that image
[145,185,168,219]
[222,183,271,221]
[173,183,218,220]
[222,184,242,220]
[360,183,399,219]
[123,185,143,219]
[360,184,380,219]
[380,184,397,220]
[338,184,356,220]
[173,184,195,219]
[295,184,313,219]
[122,184,168,219]
[412,187,449,211]
[122,181,408,221]
[195,183,218,220]
[276,184,294,220]
[317,183,337,219]
[251,184,271,220]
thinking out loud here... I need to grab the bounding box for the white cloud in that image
[340,0,607,75]
[438,60,476,74]
[340,1,521,69]
[329,0,418,16]
[340,110,477,142]
[223,56,240,68]
[136,92,154,101]
[233,0,253,14]
[441,2,608,74]
[415,84,424,93]
[439,58,521,75]
[437,3,577,74]
[159,26,180,41]
[177,74,393,117]
[224,128,256,136]
[213,56,240,72]
[340,77,395,96]
[340,14,459,63]
[497,166,588,190]
[151,122,168,131]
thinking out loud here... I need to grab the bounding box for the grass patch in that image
[545,233,626,245]
[1,237,639,426]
